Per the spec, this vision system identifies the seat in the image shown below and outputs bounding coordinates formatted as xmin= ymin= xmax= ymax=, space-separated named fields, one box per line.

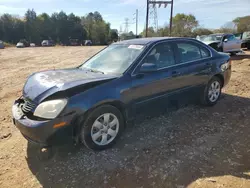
xmin=156 ymin=46 xmax=175 ymax=68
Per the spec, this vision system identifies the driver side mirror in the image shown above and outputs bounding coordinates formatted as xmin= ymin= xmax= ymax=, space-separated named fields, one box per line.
xmin=140 ymin=63 xmax=157 ymax=73
xmin=224 ymin=38 xmax=228 ymax=42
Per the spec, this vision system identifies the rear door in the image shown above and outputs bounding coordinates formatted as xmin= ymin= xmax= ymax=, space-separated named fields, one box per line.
xmin=173 ymin=40 xmax=212 ymax=87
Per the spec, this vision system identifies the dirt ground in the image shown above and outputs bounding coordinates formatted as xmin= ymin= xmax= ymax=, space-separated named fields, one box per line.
xmin=0 ymin=46 xmax=250 ymax=188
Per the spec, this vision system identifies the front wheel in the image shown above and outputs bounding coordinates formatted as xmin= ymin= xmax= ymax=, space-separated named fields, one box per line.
xmin=201 ymin=77 xmax=222 ymax=106
xmin=80 ymin=105 xmax=124 ymax=150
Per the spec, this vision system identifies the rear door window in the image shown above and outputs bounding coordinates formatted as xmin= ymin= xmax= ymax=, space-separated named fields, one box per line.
xmin=176 ymin=41 xmax=211 ymax=63
xmin=228 ymin=35 xmax=237 ymax=41
xmin=176 ymin=42 xmax=202 ymax=63
xmin=200 ymin=47 xmax=210 ymax=58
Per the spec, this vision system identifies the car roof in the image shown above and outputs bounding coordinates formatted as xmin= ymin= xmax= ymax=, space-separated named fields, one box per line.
xmin=211 ymin=33 xmax=234 ymax=36
xmin=115 ymin=37 xmax=186 ymax=45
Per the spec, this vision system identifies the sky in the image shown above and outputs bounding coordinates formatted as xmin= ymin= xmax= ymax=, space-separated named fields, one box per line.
xmin=0 ymin=0 xmax=249 ymax=34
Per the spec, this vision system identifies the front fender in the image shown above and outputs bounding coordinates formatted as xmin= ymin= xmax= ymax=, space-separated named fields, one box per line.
xmin=67 ymin=82 xmax=123 ymax=115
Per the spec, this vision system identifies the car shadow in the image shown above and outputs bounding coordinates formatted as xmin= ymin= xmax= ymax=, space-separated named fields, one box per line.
xmin=26 ymin=93 xmax=250 ymax=188
xmin=231 ymin=53 xmax=250 ymax=60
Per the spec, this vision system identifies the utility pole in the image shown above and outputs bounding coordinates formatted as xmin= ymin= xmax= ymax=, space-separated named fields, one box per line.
xmin=146 ymin=0 xmax=149 ymax=37
xmin=146 ymin=0 xmax=173 ymax=37
xmin=169 ymin=0 xmax=174 ymax=36
xmin=136 ymin=9 xmax=138 ymax=36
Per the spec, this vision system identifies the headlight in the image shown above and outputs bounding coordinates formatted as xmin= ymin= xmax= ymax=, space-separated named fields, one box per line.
xmin=34 ymin=99 xmax=67 ymax=119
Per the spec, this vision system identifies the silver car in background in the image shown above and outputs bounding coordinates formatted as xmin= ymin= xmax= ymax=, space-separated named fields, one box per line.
xmin=41 ymin=40 xmax=55 ymax=47
xmin=197 ymin=33 xmax=242 ymax=55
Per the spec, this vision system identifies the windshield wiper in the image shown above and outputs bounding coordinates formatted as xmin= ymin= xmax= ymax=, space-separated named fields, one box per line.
xmin=90 ymin=69 xmax=104 ymax=74
xmin=84 ymin=68 xmax=104 ymax=74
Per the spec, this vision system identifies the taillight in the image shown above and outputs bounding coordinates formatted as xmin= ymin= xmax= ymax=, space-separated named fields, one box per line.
xmin=221 ymin=60 xmax=231 ymax=71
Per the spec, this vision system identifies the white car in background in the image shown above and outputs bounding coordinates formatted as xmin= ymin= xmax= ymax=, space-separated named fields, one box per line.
xmin=198 ymin=33 xmax=242 ymax=55
xmin=16 ymin=42 xmax=25 ymax=48
xmin=30 ymin=43 xmax=36 ymax=47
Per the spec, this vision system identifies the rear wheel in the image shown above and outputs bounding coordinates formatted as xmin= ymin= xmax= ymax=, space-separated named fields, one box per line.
xmin=201 ymin=77 xmax=222 ymax=106
xmin=80 ymin=105 xmax=124 ymax=150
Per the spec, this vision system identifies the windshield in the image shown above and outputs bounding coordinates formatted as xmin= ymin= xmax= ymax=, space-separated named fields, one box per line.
xmin=79 ymin=44 xmax=145 ymax=74
xmin=243 ymin=31 xmax=250 ymax=39
xmin=201 ymin=34 xmax=222 ymax=42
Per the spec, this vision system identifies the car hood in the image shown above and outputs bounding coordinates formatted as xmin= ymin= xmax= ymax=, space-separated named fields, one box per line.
xmin=202 ymin=40 xmax=220 ymax=45
xmin=23 ymin=69 xmax=118 ymax=103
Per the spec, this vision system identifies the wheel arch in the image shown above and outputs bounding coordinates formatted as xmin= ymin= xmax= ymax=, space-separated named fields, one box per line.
xmin=72 ymin=100 xmax=127 ymax=142
xmin=213 ymin=74 xmax=224 ymax=87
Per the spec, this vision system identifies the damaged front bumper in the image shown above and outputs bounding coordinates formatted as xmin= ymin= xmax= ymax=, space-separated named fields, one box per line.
xmin=12 ymin=100 xmax=76 ymax=147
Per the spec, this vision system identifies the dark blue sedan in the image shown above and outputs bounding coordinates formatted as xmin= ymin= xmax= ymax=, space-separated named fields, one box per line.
xmin=12 ymin=37 xmax=231 ymax=150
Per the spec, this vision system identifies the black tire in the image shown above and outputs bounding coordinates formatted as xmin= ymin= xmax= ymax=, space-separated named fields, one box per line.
xmin=80 ymin=105 xmax=124 ymax=150
xmin=201 ymin=77 xmax=222 ymax=106
xmin=230 ymin=52 xmax=236 ymax=56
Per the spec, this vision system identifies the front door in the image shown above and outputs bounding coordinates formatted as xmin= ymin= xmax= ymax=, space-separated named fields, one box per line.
xmin=128 ymin=42 xmax=181 ymax=114
xmin=223 ymin=34 xmax=241 ymax=52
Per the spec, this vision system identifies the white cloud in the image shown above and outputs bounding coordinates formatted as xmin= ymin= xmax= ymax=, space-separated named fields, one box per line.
xmin=0 ymin=0 xmax=51 ymax=3
xmin=117 ymin=0 xmax=144 ymax=6
xmin=0 ymin=5 xmax=25 ymax=14
xmin=0 ymin=0 xmax=21 ymax=2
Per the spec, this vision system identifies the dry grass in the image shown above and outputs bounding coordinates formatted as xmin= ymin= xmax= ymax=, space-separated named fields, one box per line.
xmin=0 ymin=47 xmax=250 ymax=188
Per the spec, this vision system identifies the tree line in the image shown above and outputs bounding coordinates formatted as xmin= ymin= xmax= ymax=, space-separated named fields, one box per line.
xmin=1 ymin=9 xmax=249 ymax=45
xmin=0 ymin=9 xmax=118 ymax=45
xmin=140 ymin=14 xmax=250 ymax=38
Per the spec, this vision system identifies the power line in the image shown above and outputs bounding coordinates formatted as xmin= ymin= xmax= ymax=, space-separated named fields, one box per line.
xmin=149 ymin=0 xmax=158 ymax=32
xmin=123 ymin=17 xmax=137 ymax=34
xmin=146 ymin=0 xmax=174 ymax=37
xmin=124 ymin=18 xmax=129 ymax=33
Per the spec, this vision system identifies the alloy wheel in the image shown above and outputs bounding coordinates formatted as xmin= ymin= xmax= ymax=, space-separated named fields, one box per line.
xmin=208 ymin=81 xmax=221 ymax=102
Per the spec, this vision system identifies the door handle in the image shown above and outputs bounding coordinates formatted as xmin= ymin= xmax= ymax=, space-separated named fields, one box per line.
xmin=172 ymin=71 xmax=181 ymax=77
